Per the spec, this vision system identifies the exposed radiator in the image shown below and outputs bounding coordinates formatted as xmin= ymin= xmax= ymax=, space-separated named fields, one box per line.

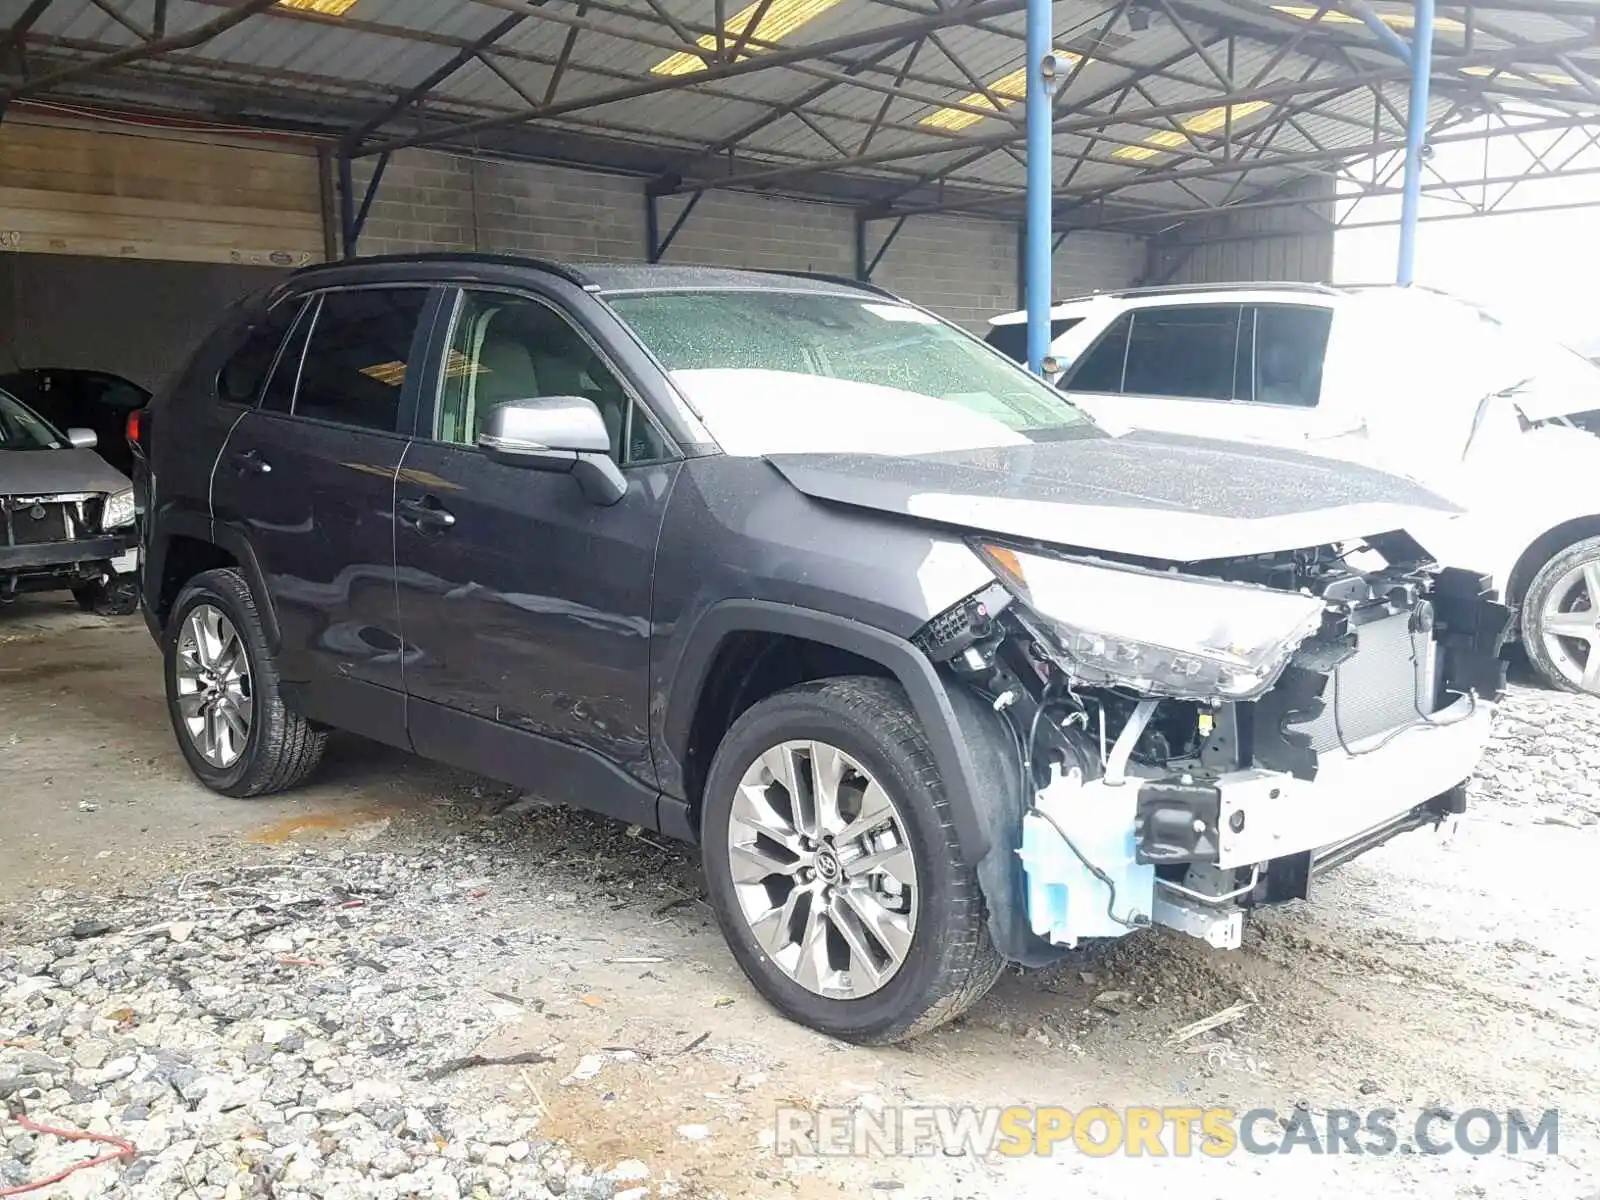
xmin=1299 ymin=612 xmax=1437 ymax=753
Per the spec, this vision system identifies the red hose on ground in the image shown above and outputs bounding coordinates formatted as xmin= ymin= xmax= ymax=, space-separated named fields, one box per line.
xmin=0 ymin=1115 xmax=138 ymax=1197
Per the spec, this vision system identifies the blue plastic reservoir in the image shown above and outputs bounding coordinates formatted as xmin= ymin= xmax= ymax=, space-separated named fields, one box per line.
xmin=1017 ymin=768 xmax=1156 ymax=946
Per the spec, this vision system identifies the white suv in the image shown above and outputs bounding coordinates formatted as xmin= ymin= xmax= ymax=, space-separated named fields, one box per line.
xmin=988 ymin=283 xmax=1600 ymax=694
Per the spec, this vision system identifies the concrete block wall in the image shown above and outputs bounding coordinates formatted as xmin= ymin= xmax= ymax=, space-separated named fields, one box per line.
xmin=655 ymin=190 xmax=855 ymax=276
xmin=348 ymin=150 xmax=1145 ymax=329
xmin=348 ymin=154 xmax=476 ymax=256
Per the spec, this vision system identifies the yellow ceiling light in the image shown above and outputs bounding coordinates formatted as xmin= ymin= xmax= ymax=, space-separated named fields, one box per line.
xmin=277 ymin=0 xmax=361 ymax=15
xmin=1113 ymin=100 xmax=1271 ymax=160
xmin=651 ymin=0 xmax=845 ymax=76
xmin=920 ymin=52 xmax=1082 ymax=132
xmin=1270 ymin=6 xmax=1465 ymax=34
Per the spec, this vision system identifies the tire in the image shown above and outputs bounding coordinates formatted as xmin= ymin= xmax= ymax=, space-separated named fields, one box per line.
xmin=1520 ymin=535 xmax=1600 ymax=695
xmin=163 ymin=567 xmax=326 ymax=797
xmin=72 ymin=574 xmax=138 ymax=617
xmin=700 ymin=676 xmax=1003 ymax=1044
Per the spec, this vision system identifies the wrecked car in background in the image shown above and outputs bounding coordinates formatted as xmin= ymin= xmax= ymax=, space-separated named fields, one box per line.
xmin=134 ymin=258 xmax=1509 ymax=1044
xmin=990 ymin=282 xmax=1600 ymax=694
xmin=1 ymin=384 xmax=138 ymax=613
xmin=0 ymin=368 xmax=151 ymax=479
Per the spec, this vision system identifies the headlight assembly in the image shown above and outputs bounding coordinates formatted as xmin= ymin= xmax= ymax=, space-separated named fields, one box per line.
xmin=102 ymin=488 xmax=136 ymax=531
xmin=976 ymin=544 xmax=1327 ymax=701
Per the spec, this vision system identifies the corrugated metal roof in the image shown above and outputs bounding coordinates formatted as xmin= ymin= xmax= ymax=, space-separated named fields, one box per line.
xmin=9 ymin=0 xmax=1600 ymax=228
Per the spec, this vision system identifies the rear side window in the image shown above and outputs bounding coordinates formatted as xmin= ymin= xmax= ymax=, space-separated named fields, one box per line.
xmin=983 ymin=317 xmax=1083 ymax=366
xmin=217 ymin=299 xmax=304 ymax=406
xmin=1250 ymin=305 xmax=1333 ymax=408
xmin=1122 ymin=305 xmax=1243 ymax=400
xmin=292 ymin=288 xmax=429 ymax=433
xmin=1063 ymin=313 xmax=1131 ymax=393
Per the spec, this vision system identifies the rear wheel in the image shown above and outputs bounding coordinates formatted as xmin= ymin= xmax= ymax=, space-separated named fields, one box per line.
xmin=700 ymin=676 xmax=1002 ymax=1044
xmin=1522 ymin=536 xmax=1600 ymax=694
xmin=164 ymin=568 xmax=326 ymax=797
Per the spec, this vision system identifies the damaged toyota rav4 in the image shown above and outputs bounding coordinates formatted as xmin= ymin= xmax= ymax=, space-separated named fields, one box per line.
xmin=134 ymin=258 xmax=1510 ymax=1044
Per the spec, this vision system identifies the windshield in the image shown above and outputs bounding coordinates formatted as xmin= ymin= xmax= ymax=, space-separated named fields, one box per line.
xmin=0 ymin=390 xmax=65 ymax=451
xmin=607 ymin=290 xmax=1100 ymax=455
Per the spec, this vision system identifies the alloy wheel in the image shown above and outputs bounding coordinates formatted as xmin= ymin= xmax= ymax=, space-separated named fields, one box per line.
xmin=727 ymin=740 xmax=919 ymax=999
xmin=175 ymin=604 xmax=255 ymax=767
xmin=1538 ymin=558 xmax=1600 ymax=693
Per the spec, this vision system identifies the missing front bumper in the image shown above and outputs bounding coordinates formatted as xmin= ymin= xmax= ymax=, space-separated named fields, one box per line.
xmin=1018 ymin=694 xmax=1492 ymax=951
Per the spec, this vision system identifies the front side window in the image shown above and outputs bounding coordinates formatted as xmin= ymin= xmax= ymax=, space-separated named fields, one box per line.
xmin=0 ymin=390 xmax=65 ymax=450
xmin=607 ymin=289 xmax=1098 ymax=455
xmin=1250 ymin=305 xmax=1332 ymax=408
xmin=292 ymin=288 xmax=429 ymax=433
xmin=436 ymin=290 xmax=669 ymax=464
xmin=1122 ymin=305 xmax=1243 ymax=401
xmin=217 ymin=298 xmax=303 ymax=406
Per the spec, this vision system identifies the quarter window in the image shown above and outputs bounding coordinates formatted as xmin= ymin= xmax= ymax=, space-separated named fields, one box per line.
xmin=983 ymin=317 xmax=1084 ymax=366
xmin=438 ymin=290 xmax=669 ymax=465
xmin=260 ymin=299 xmax=315 ymax=414
xmin=292 ymin=288 xmax=429 ymax=433
xmin=216 ymin=298 xmax=304 ymax=406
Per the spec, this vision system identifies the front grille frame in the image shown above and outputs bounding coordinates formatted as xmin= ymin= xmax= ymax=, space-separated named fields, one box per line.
xmin=1 ymin=492 xmax=99 ymax=550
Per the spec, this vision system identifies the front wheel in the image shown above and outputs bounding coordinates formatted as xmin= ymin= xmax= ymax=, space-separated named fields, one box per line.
xmin=700 ymin=676 xmax=1003 ymax=1044
xmin=164 ymin=567 xmax=326 ymax=797
xmin=1521 ymin=536 xmax=1600 ymax=694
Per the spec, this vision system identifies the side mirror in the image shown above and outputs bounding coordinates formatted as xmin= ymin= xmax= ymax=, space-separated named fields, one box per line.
xmin=66 ymin=427 xmax=98 ymax=450
xmin=477 ymin=396 xmax=627 ymax=507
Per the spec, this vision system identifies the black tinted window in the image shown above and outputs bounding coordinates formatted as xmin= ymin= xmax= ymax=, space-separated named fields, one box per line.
xmin=1065 ymin=314 xmax=1131 ymax=393
xmin=261 ymin=299 xmax=315 ymax=414
xmin=217 ymin=299 xmax=303 ymax=406
xmin=1251 ymin=305 xmax=1332 ymax=408
xmin=294 ymin=289 xmax=428 ymax=433
xmin=983 ymin=317 xmax=1084 ymax=366
xmin=1123 ymin=305 xmax=1242 ymax=400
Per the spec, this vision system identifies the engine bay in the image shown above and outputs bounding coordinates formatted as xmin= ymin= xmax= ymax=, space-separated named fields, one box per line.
xmin=917 ymin=534 xmax=1513 ymax=956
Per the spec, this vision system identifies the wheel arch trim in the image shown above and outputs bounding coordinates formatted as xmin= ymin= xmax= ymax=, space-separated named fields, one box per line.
xmin=149 ymin=510 xmax=281 ymax=653
xmin=664 ymin=598 xmax=993 ymax=867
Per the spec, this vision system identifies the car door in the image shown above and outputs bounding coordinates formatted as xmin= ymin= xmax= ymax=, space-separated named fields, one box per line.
xmin=210 ymin=284 xmax=437 ymax=749
xmin=393 ymin=284 xmax=681 ymax=825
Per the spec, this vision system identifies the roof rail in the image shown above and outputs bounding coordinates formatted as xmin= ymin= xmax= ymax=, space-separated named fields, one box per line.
xmin=1069 ymin=280 xmax=1345 ymax=301
xmin=756 ymin=268 xmax=900 ymax=300
xmin=291 ymin=252 xmax=599 ymax=290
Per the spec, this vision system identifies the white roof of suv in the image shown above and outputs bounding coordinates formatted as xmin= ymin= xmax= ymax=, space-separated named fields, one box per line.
xmin=987 ymin=282 xmax=1349 ymax=328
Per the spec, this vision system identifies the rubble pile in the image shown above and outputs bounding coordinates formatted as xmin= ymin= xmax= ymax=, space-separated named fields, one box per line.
xmin=0 ymin=852 xmax=672 ymax=1200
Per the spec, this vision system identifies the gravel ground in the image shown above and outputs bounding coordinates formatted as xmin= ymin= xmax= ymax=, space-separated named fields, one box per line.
xmin=2 ymin=601 xmax=1598 ymax=1199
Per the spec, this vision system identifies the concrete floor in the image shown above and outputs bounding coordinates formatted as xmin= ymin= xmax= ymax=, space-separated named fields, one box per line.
xmin=3 ymin=592 xmax=1599 ymax=1198
xmin=0 ymin=595 xmax=458 ymax=904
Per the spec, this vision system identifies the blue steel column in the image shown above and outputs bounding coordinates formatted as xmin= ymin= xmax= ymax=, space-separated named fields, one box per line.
xmin=1023 ymin=0 xmax=1054 ymax=374
xmin=1396 ymin=0 xmax=1435 ymax=285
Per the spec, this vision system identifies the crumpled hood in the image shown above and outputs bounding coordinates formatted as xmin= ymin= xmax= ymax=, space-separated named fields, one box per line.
xmin=0 ymin=448 xmax=129 ymax=498
xmin=767 ymin=430 xmax=1462 ymax=564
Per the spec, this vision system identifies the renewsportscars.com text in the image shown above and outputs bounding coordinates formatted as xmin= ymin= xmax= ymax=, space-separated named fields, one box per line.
xmin=774 ymin=1105 xmax=1560 ymax=1159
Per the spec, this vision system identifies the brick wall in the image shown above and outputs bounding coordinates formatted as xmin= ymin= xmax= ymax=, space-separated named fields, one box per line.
xmin=348 ymin=150 xmax=1144 ymax=329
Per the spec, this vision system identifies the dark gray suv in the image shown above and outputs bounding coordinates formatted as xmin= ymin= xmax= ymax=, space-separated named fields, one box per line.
xmin=134 ymin=255 xmax=1509 ymax=1043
